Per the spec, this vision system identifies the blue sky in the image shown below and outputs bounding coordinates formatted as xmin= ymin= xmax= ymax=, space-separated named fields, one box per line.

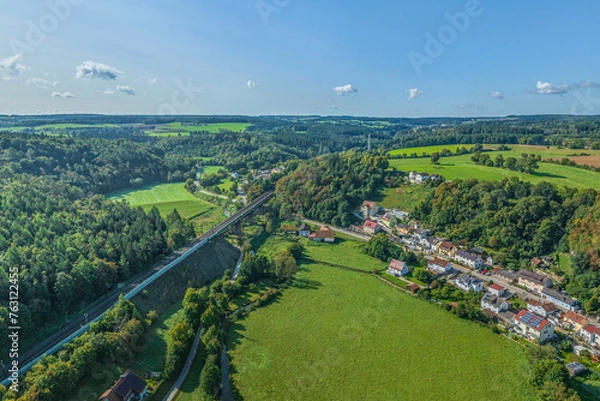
xmin=0 ymin=0 xmax=599 ymax=116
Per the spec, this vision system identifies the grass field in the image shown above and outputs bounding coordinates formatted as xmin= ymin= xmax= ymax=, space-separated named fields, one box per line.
xmin=108 ymin=183 xmax=225 ymax=232
xmin=388 ymin=150 xmax=600 ymax=190
xmin=146 ymin=122 xmax=250 ymax=136
xmin=227 ymin=261 xmax=537 ymax=401
xmin=303 ymin=237 xmax=387 ymax=272
xmin=378 ymin=184 xmax=433 ymax=211
xmin=5 ymin=123 xmax=120 ymax=132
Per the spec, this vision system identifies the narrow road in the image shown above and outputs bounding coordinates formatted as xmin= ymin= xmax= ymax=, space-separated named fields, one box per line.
xmin=231 ymin=250 xmax=244 ymax=282
xmin=302 ymin=219 xmax=371 ymax=241
xmin=220 ymin=344 xmax=234 ymax=401
xmin=162 ymin=325 xmax=203 ymax=401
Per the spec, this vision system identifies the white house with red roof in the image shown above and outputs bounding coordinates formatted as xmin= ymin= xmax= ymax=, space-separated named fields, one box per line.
xmin=387 ymin=259 xmax=408 ymax=277
xmin=512 ymin=310 xmax=554 ymax=343
xmin=427 ymin=257 xmax=452 ymax=275
xmin=488 ymin=283 xmax=506 ymax=297
xmin=363 ymin=220 xmax=382 ymax=235
xmin=579 ymin=325 xmax=600 ymax=346
xmin=360 ymin=201 xmax=380 ymax=218
xmin=527 ymin=299 xmax=559 ymax=318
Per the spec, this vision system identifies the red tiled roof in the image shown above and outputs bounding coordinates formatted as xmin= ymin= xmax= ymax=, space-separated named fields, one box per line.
xmin=388 ymin=259 xmax=406 ymax=271
xmin=314 ymin=230 xmax=335 ymax=239
xmin=489 ymin=283 xmax=504 ymax=291
xmin=564 ymin=311 xmax=587 ymax=325
xmin=515 ymin=309 xmax=550 ymax=332
xmin=363 ymin=221 xmax=379 ymax=229
xmin=429 ymin=257 xmax=450 ymax=267
xmin=361 ymin=201 xmax=378 ymax=209
xmin=582 ymin=325 xmax=600 ymax=335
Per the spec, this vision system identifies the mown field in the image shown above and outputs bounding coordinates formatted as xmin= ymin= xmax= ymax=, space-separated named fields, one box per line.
xmin=4 ymin=123 xmax=120 ymax=132
xmin=146 ymin=122 xmax=250 ymax=136
xmin=378 ymin=184 xmax=433 ymax=211
xmin=108 ymin=183 xmax=225 ymax=232
xmin=302 ymin=236 xmax=387 ymax=272
xmin=227 ymin=261 xmax=537 ymax=401
xmin=388 ymin=146 xmax=600 ymax=190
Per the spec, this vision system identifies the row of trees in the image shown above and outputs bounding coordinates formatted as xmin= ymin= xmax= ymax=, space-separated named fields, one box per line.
xmin=471 ymin=152 xmax=541 ymax=174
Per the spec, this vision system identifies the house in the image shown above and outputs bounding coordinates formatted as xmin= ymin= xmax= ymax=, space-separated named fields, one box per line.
xmin=100 ymin=370 xmax=148 ymax=401
xmin=512 ymin=310 xmax=554 ymax=343
xmin=481 ymin=293 xmax=509 ymax=314
xmin=420 ymin=237 xmax=436 ymax=250
xmin=580 ymin=325 xmax=600 ymax=345
xmin=427 ymin=257 xmax=452 ymax=274
xmin=411 ymin=228 xmax=429 ymax=239
xmin=363 ymin=220 xmax=382 ymax=235
xmin=562 ymin=311 xmax=587 ymax=331
xmin=492 ymin=269 xmax=517 ymax=284
xmin=436 ymin=241 xmax=457 ymax=256
xmin=517 ymin=270 xmax=553 ymax=293
xmin=390 ymin=209 xmax=409 ymax=220
xmin=360 ymin=201 xmax=380 ymax=218
xmin=387 ymin=259 xmax=409 ymax=277
xmin=566 ymin=362 xmax=588 ymax=377
xmin=381 ymin=213 xmax=393 ymax=227
xmin=541 ymin=288 xmax=578 ymax=311
xmin=396 ymin=224 xmax=412 ymax=236
xmin=298 ymin=223 xmax=311 ymax=237
xmin=309 ymin=227 xmax=335 ymax=243
xmin=488 ymin=283 xmax=506 ymax=297
xmin=456 ymin=274 xmax=483 ymax=292
xmin=498 ymin=308 xmax=518 ymax=325
xmin=454 ymin=250 xmax=483 ymax=270
xmin=527 ymin=300 xmax=559 ymax=318
xmin=409 ymin=171 xmax=430 ymax=184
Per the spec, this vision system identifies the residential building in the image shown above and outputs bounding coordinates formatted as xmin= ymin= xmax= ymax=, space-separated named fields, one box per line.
xmin=436 ymin=241 xmax=457 ymax=256
xmin=454 ymin=250 xmax=483 ymax=269
xmin=580 ymin=325 xmax=600 ymax=346
xmin=409 ymin=171 xmax=430 ymax=184
xmin=492 ymin=269 xmax=517 ymax=283
xmin=100 ymin=370 xmax=147 ymax=401
xmin=562 ymin=311 xmax=588 ymax=331
xmin=360 ymin=201 xmax=380 ymax=218
xmin=363 ymin=220 xmax=382 ymax=235
xmin=298 ymin=223 xmax=311 ymax=237
xmin=281 ymin=224 xmax=297 ymax=234
xmin=387 ymin=259 xmax=409 ymax=277
xmin=481 ymin=293 xmax=509 ymax=314
xmin=527 ymin=300 xmax=559 ymax=318
xmin=309 ymin=227 xmax=335 ymax=243
xmin=381 ymin=213 xmax=393 ymax=227
xmin=517 ymin=270 xmax=553 ymax=293
xmin=420 ymin=237 xmax=436 ymax=250
xmin=390 ymin=209 xmax=409 ymax=220
xmin=412 ymin=228 xmax=429 ymax=239
xmin=488 ymin=283 xmax=506 ymax=297
xmin=566 ymin=362 xmax=588 ymax=377
xmin=541 ymin=288 xmax=578 ymax=311
xmin=427 ymin=257 xmax=452 ymax=274
xmin=456 ymin=274 xmax=483 ymax=292
xmin=397 ymin=224 xmax=411 ymax=236
xmin=513 ymin=310 xmax=554 ymax=343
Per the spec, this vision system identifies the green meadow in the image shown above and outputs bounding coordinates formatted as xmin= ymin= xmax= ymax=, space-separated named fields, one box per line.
xmin=227 ymin=260 xmax=537 ymax=401
xmin=388 ymin=148 xmax=600 ymax=190
xmin=108 ymin=183 xmax=225 ymax=232
xmin=146 ymin=122 xmax=250 ymax=136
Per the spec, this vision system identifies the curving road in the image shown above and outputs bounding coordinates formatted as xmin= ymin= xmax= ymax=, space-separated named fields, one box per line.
xmin=1 ymin=191 xmax=274 ymax=386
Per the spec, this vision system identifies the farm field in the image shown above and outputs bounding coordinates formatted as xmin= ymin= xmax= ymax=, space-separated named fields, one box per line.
xmin=146 ymin=122 xmax=250 ymax=136
xmin=388 ymin=151 xmax=600 ymax=190
xmin=378 ymin=184 xmax=433 ymax=211
xmin=108 ymin=183 xmax=225 ymax=232
xmin=390 ymin=144 xmax=600 ymax=158
xmin=227 ymin=261 xmax=537 ymax=401
xmin=302 ymin=237 xmax=387 ymax=272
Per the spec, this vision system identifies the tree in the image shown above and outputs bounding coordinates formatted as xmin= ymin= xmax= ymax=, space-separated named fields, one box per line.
xmin=364 ymin=233 xmax=399 ymax=261
xmin=273 ymin=250 xmax=298 ymax=282
xmin=431 ymin=152 xmax=441 ymax=164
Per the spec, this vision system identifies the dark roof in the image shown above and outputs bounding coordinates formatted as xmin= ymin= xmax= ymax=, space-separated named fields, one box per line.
xmin=514 ymin=310 xmax=550 ymax=332
xmin=517 ymin=270 xmax=549 ymax=285
xmin=314 ymin=230 xmax=335 ymax=239
xmin=542 ymin=288 xmax=577 ymax=305
xmin=456 ymin=250 xmax=481 ymax=262
xmin=298 ymin=223 xmax=310 ymax=231
xmin=101 ymin=371 xmax=146 ymax=401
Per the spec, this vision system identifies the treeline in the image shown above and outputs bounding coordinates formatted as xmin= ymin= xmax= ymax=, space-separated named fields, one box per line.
xmin=412 ymin=177 xmax=600 ymax=312
xmin=0 ymin=176 xmax=194 ymax=357
xmin=274 ymin=152 xmax=388 ymax=226
xmin=526 ymin=346 xmax=581 ymax=401
xmin=471 ymin=152 xmax=541 ymax=174
xmin=0 ymin=133 xmax=195 ymax=194
xmin=0 ymin=297 xmax=152 ymax=401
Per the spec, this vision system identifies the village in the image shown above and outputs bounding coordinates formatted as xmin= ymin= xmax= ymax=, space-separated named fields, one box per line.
xmin=280 ymin=172 xmax=600 ymax=378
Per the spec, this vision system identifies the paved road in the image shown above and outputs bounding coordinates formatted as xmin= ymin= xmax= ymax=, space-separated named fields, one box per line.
xmin=1 ymin=191 xmax=274 ymax=386
xmin=231 ymin=250 xmax=244 ymax=282
xmin=302 ymin=219 xmax=371 ymax=241
xmin=163 ymin=325 xmax=204 ymax=401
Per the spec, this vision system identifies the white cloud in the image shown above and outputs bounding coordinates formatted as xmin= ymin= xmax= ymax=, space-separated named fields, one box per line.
xmin=116 ymin=85 xmax=135 ymax=95
xmin=531 ymin=81 xmax=570 ymax=95
xmin=406 ymin=88 xmax=423 ymax=101
xmin=0 ymin=54 xmax=29 ymax=80
xmin=51 ymin=92 xmax=76 ymax=98
xmin=572 ymin=81 xmax=600 ymax=89
xmin=490 ymin=91 xmax=504 ymax=99
xmin=148 ymin=78 xmax=158 ymax=86
xmin=75 ymin=61 xmax=122 ymax=80
xmin=333 ymin=84 xmax=358 ymax=96
xmin=25 ymin=78 xmax=60 ymax=89
xmin=247 ymin=80 xmax=256 ymax=89
xmin=103 ymin=88 xmax=115 ymax=95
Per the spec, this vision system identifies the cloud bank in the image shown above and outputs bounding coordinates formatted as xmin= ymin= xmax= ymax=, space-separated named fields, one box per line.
xmin=76 ymin=61 xmax=122 ymax=80
xmin=333 ymin=84 xmax=358 ymax=96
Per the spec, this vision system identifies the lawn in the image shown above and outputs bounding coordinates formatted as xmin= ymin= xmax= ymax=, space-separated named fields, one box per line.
xmin=227 ymin=261 xmax=537 ymax=401
xmin=390 ymin=144 xmax=600 ymax=158
xmin=302 ymin=237 xmax=387 ymax=272
xmin=146 ymin=122 xmax=250 ymax=136
xmin=107 ymin=183 xmax=225 ymax=232
xmin=378 ymin=184 xmax=433 ymax=211
xmin=388 ymin=152 xmax=600 ymax=190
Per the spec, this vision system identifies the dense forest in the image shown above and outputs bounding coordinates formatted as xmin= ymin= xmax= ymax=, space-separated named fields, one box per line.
xmin=0 ymin=176 xmax=194 ymax=358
